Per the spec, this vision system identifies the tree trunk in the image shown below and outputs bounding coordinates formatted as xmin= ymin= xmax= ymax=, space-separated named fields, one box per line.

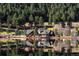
xmin=0 ymin=19 xmax=1 ymax=31
xmin=6 ymin=15 xmax=11 ymax=56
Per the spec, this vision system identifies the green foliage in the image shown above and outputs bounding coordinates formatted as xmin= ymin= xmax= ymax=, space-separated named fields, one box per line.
xmin=29 ymin=14 xmax=33 ymax=22
xmin=0 ymin=3 xmax=79 ymax=26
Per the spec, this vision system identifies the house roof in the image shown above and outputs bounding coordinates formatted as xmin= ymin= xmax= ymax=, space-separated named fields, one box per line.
xmin=25 ymin=29 xmax=33 ymax=35
xmin=37 ymin=28 xmax=50 ymax=34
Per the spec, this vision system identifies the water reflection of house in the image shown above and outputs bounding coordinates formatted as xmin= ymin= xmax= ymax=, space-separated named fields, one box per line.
xmin=24 ymin=29 xmax=34 ymax=47
xmin=71 ymin=28 xmax=78 ymax=47
xmin=37 ymin=28 xmax=51 ymax=47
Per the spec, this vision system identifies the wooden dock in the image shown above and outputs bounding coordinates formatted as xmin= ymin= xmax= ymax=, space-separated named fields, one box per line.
xmin=0 ymin=35 xmax=73 ymax=40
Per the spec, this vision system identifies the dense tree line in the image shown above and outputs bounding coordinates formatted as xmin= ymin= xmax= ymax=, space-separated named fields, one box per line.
xmin=0 ymin=3 xmax=79 ymax=26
